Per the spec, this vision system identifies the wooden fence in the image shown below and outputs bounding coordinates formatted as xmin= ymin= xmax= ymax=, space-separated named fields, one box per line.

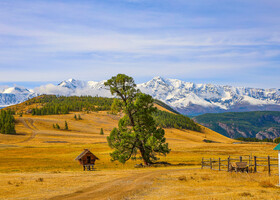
xmin=201 ymin=155 xmax=278 ymax=175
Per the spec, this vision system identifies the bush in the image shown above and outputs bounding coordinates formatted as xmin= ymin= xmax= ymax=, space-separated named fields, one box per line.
xmin=274 ymin=137 xmax=280 ymax=143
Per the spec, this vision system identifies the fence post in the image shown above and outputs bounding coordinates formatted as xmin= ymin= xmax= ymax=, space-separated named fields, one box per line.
xmin=254 ymin=156 xmax=257 ymax=173
xmin=249 ymin=155 xmax=251 ymax=171
xmin=268 ymin=156 xmax=271 ymax=176
xmin=219 ymin=157 xmax=221 ymax=171
xmin=228 ymin=156 xmax=230 ymax=172
xmin=210 ymin=158 xmax=212 ymax=170
xmin=201 ymin=157 xmax=204 ymax=169
xmin=240 ymin=156 xmax=242 ymax=162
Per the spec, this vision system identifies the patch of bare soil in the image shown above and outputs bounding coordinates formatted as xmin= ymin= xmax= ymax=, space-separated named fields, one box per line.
xmin=49 ymin=168 xmax=193 ymax=200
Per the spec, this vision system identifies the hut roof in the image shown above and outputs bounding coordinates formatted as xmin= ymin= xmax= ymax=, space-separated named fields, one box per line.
xmin=273 ymin=143 xmax=280 ymax=150
xmin=75 ymin=149 xmax=99 ymax=160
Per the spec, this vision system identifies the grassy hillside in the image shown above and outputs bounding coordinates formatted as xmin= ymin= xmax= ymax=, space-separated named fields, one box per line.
xmin=1 ymin=103 xmax=279 ymax=199
xmin=154 ymin=99 xmax=180 ymax=114
xmin=194 ymin=111 xmax=280 ymax=139
xmin=5 ymin=95 xmax=202 ymax=132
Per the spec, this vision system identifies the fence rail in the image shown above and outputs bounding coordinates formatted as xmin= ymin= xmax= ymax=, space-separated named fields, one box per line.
xmin=201 ymin=155 xmax=278 ymax=175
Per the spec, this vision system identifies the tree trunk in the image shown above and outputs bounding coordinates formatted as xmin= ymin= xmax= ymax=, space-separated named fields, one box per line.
xmin=139 ymin=145 xmax=150 ymax=165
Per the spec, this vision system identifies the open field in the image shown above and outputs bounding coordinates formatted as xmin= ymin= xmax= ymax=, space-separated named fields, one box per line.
xmin=0 ymin=108 xmax=279 ymax=199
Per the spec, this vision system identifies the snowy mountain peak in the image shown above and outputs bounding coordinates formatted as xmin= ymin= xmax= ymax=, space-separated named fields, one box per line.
xmin=58 ymin=78 xmax=85 ymax=89
xmin=1 ymin=77 xmax=280 ymax=115
xmin=0 ymin=86 xmax=36 ymax=107
xmin=3 ymin=86 xmax=31 ymax=94
xmin=152 ymin=76 xmax=166 ymax=82
xmin=138 ymin=77 xmax=280 ymax=115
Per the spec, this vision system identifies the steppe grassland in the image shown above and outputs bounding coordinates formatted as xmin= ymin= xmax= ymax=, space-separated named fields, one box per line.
xmin=0 ymin=108 xmax=279 ymax=199
xmin=131 ymin=169 xmax=280 ymax=200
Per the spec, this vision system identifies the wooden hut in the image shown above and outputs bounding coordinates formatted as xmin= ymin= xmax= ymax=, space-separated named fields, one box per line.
xmin=75 ymin=149 xmax=99 ymax=171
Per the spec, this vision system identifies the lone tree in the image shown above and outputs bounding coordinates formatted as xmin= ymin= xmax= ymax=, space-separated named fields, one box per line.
xmin=105 ymin=74 xmax=170 ymax=165
xmin=100 ymin=128 xmax=104 ymax=135
xmin=65 ymin=121 xmax=68 ymax=130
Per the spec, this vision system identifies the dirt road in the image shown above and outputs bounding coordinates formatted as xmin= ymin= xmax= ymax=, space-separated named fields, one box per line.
xmin=49 ymin=168 xmax=194 ymax=200
xmin=16 ymin=118 xmax=38 ymax=143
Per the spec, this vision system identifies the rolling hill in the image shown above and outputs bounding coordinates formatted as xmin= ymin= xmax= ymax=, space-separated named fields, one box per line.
xmin=194 ymin=111 xmax=280 ymax=139
xmin=1 ymin=96 xmax=280 ymax=200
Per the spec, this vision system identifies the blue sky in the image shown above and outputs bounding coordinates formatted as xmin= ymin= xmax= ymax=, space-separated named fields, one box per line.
xmin=0 ymin=0 xmax=279 ymax=88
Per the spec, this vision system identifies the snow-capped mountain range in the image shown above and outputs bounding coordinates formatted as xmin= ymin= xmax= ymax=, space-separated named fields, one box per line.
xmin=0 ymin=86 xmax=36 ymax=107
xmin=1 ymin=77 xmax=280 ymax=115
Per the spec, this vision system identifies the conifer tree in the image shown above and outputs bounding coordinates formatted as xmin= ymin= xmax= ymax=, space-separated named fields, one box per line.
xmin=105 ymin=74 xmax=170 ymax=165
xmin=0 ymin=110 xmax=16 ymax=134
xmin=55 ymin=123 xmax=60 ymax=129
xmin=65 ymin=121 xmax=68 ymax=130
xmin=100 ymin=128 xmax=104 ymax=135
xmin=74 ymin=114 xmax=77 ymax=120
xmin=78 ymin=114 xmax=82 ymax=120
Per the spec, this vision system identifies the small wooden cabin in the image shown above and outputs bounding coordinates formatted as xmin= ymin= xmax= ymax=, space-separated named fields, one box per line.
xmin=75 ymin=149 xmax=99 ymax=171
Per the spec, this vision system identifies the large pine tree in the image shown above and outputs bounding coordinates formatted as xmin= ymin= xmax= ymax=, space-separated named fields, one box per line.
xmin=105 ymin=74 xmax=170 ymax=165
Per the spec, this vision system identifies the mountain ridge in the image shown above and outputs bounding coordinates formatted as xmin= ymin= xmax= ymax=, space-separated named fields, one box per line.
xmin=1 ymin=77 xmax=280 ymax=115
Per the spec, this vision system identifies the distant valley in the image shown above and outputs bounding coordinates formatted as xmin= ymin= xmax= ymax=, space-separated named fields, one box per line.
xmin=194 ymin=111 xmax=280 ymax=139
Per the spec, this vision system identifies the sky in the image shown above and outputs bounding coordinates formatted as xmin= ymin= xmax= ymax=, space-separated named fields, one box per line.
xmin=0 ymin=0 xmax=279 ymax=88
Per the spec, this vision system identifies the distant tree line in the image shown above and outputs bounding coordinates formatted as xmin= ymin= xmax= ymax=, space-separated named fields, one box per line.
xmin=0 ymin=110 xmax=16 ymax=134
xmin=236 ymin=137 xmax=274 ymax=143
xmin=31 ymin=95 xmax=114 ymax=115
xmin=152 ymin=110 xmax=202 ymax=132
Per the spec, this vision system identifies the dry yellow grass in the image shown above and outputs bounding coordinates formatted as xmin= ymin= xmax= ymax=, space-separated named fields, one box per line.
xmin=131 ymin=169 xmax=280 ymax=200
xmin=0 ymin=106 xmax=279 ymax=199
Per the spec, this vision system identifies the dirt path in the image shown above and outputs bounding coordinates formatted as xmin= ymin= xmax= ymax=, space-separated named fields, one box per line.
xmin=50 ymin=168 xmax=194 ymax=200
xmin=17 ymin=118 xmax=38 ymax=143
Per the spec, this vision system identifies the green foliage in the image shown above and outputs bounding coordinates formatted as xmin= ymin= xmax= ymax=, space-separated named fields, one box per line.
xmin=273 ymin=137 xmax=280 ymax=144
xmin=194 ymin=111 xmax=280 ymax=138
xmin=153 ymin=110 xmax=201 ymax=132
xmin=0 ymin=110 xmax=16 ymax=134
xmin=30 ymin=95 xmax=113 ymax=115
xmin=236 ymin=137 xmax=273 ymax=143
xmin=105 ymin=74 xmax=170 ymax=165
xmin=74 ymin=114 xmax=82 ymax=120
xmin=64 ymin=121 xmax=68 ymax=130
xmin=110 ymin=99 xmax=121 ymax=114
xmin=55 ymin=123 xmax=60 ymax=130
xmin=100 ymin=128 xmax=104 ymax=135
